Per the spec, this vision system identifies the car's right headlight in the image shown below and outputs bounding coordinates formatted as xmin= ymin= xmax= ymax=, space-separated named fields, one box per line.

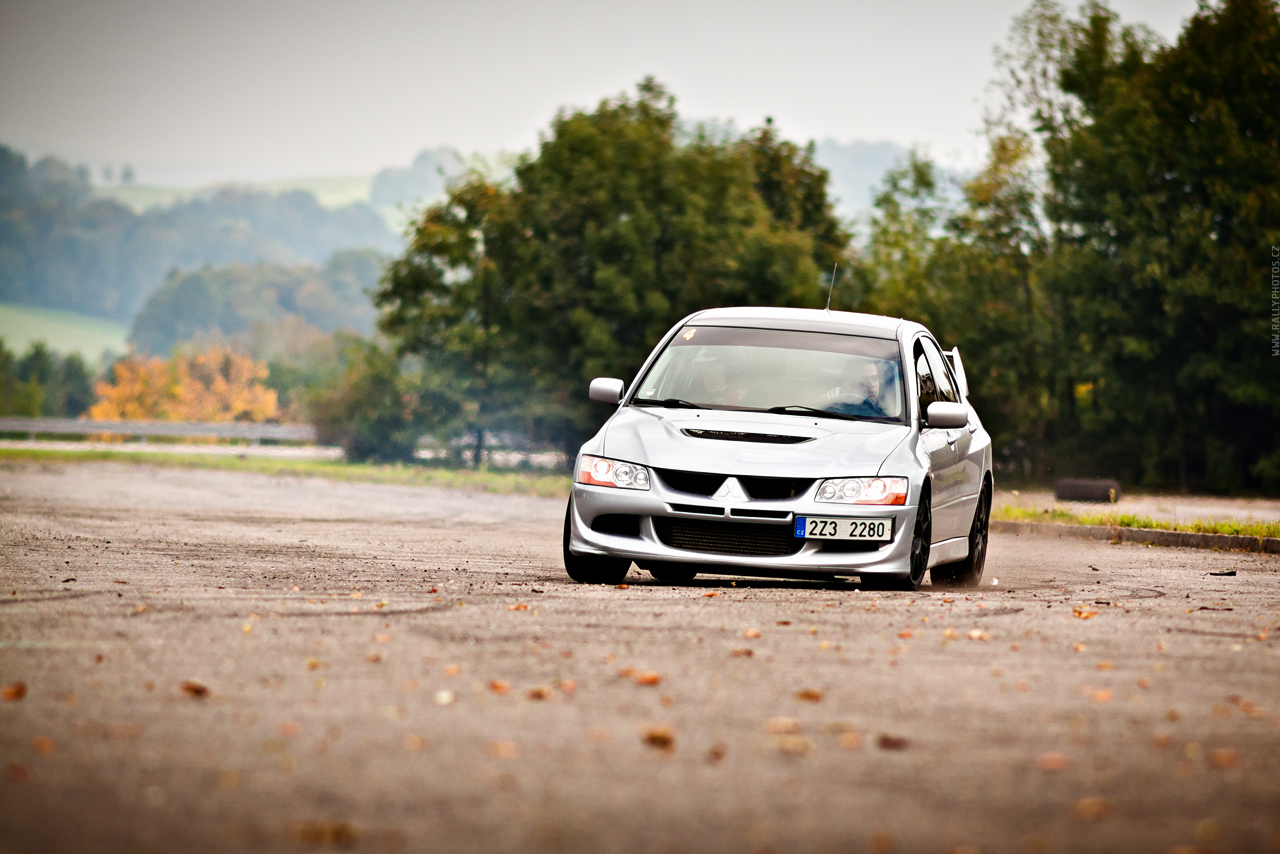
xmin=815 ymin=476 xmax=908 ymax=505
xmin=576 ymin=455 xmax=651 ymax=490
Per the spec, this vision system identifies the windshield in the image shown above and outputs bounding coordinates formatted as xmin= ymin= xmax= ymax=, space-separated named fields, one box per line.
xmin=632 ymin=325 xmax=905 ymax=424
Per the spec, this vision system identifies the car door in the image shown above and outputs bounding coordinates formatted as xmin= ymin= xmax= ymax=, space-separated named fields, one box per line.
xmin=916 ymin=338 xmax=962 ymax=540
xmin=915 ymin=338 xmax=966 ymax=542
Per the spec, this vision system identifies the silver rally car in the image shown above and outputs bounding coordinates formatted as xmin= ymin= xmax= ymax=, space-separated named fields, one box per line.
xmin=563 ymin=307 xmax=993 ymax=590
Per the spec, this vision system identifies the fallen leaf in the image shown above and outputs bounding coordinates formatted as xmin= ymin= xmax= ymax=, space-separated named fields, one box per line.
xmin=508 ymin=603 xmax=530 ymax=611
xmin=242 ymin=623 xmax=253 ymax=634
xmin=743 ymin=629 xmax=762 ymax=639
xmin=488 ymin=680 xmax=511 ymax=695
xmin=404 ymin=734 xmax=428 ymax=752
xmin=731 ymin=648 xmax=754 ymax=657
xmin=634 ymin=671 xmax=662 ymax=686
xmin=1208 ymin=748 xmax=1238 ymax=769
xmin=1096 ymin=661 xmax=1113 ymax=671
xmin=372 ymin=634 xmax=391 ymax=643
xmin=291 ymin=585 xmax=301 ymax=592
xmin=527 ymin=686 xmax=551 ymax=701
xmin=306 ymin=658 xmax=322 ymax=671
xmin=642 ymin=724 xmax=675 ymax=752
xmin=31 ymin=737 xmax=54 ymax=756
xmin=434 ymin=690 xmax=456 ymax=706
xmin=773 ymin=735 xmax=812 ymax=755
xmin=777 ymin=620 xmax=791 ymax=626
xmin=1137 ymin=677 xmax=1151 ymax=689
xmin=1152 ymin=733 xmax=1172 ymax=749
xmin=1073 ymin=796 xmax=1114 ymax=821
xmin=488 ymin=740 xmax=519 ymax=759
xmin=133 ymin=604 xmax=148 ymax=614
xmin=839 ymin=732 xmax=861 ymax=750
xmin=767 ymin=717 xmax=801 ymax=735
xmin=702 ymin=592 xmax=720 ymax=598
xmin=796 ymin=689 xmax=824 ymax=702
xmin=942 ymin=629 xmax=958 ymax=640
xmin=443 ymin=664 xmax=461 ymax=677
xmin=617 ymin=667 xmax=636 ymax=678
xmin=616 ymin=584 xmax=629 ymax=589
xmin=897 ymin=630 xmax=914 ymax=639
xmin=1166 ymin=709 xmax=1181 ymax=722
xmin=366 ymin=653 xmax=381 ymax=663
xmin=706 ymin=742 xmax=727 ymax=764
xmin=180 ymin=680 xmax=209 ymax=698
xmin=1090 ymin=689 xmax=1113 ymax=704
xmin=558 ymin=679 xmax=577 ymax=694
xmin=1037 ymin=751 xmax=1069 ymax=771
xmin=375 ymin=600 xmax=388 ymax=609
xmin=877 ymin=735 xmax=909 ymax=751
xmin=1073 ymin=643 xmax=1088 ymax=652
xmin=2 ymin=682 xmax=26 ymax=701
xmin=279 ymin=722 xmax=299 ymax=738
xmin=967 ymin=629 xmax=989 ymax=641
xmin=1016 ymin=681 xmax=1029 ymax=692
xmin=1073 ymin=607 xmax=1099 ymax=620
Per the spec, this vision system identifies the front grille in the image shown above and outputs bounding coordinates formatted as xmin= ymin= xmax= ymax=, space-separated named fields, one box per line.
xmin=655 ymin=469 xmax=726 ymax=497
xmin=738 ymin=476 xmax=815 ymax=500
xmin=654 ymin=518 xmax=802 ymax=557
xmin=681 ymin=429 xmax=812 ymax=444
xmin=590 ymin=514 xmax=641 ymax=537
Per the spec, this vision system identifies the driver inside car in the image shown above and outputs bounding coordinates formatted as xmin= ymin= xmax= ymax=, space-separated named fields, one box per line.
xmin=822 ymin=359 xmax=888 ymax=419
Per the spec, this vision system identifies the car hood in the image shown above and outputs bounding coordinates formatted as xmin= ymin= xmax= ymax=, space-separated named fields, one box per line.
xmin=600 ymin=406 xmax=911 ymax=478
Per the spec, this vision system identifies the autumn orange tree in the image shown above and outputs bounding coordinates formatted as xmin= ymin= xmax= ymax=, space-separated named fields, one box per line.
xmin=89 ymin=347 xmax=278 ymax=423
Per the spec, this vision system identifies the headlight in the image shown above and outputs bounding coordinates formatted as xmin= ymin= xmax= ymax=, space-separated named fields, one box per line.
xmin=815 ymin=476 xmax=908 ymax=505
xmin=576 ymin=455 xmax=651 ymax=490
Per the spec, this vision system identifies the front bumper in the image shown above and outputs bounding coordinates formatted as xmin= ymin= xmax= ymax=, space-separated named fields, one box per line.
xmin=568 ymin=481 xmax=916 ymax=581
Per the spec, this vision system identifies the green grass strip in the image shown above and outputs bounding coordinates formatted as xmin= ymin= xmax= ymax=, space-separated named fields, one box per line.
xmin=994 ymin=504 xmax=1280 ymax=539
xmin=0 ymin=448 xmax=572 ymax=499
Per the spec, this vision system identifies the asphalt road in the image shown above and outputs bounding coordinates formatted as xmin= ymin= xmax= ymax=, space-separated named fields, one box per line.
xmin=2 ymin=462 xmax=1279 ymax=854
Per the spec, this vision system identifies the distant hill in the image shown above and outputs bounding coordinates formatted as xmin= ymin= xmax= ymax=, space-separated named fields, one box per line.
xmin=129 ymin=248 xmax=385 ymax=356
xmin=811 ymin=140 xmax=909 ymax=220
xmin=0 ymin=146 xmax=398 ymax=325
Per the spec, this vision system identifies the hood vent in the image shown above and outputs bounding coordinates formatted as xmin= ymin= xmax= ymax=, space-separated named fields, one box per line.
xmin=680 ymin=429 xmax=813 ymax=444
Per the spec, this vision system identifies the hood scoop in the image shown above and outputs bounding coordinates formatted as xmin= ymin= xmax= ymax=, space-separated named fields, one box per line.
xmin=680 ymin=428 xmax=812 ymax=445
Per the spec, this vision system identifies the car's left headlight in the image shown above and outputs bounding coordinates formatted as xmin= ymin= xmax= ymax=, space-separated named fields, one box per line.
xmin=576 ymin=455 xmax=651 ymax=490
xmin=815 ymin=476 xmax=908 ymax=505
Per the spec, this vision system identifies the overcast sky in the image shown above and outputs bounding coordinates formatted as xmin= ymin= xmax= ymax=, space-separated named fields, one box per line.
xmin=0 ymin=0 xmax=1200 ymax=186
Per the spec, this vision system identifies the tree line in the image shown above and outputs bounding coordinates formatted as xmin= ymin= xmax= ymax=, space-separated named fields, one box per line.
xmin=339 ymin=0 xmax=1277 ymax=494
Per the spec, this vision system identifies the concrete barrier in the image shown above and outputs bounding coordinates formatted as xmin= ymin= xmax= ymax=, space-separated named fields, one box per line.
xmin=991 ymin=519 xmax=1280 ymax=555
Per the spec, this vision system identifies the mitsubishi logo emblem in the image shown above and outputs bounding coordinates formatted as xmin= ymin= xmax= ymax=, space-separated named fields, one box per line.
xmin=713 ymin=477 xmax=747 ymax=502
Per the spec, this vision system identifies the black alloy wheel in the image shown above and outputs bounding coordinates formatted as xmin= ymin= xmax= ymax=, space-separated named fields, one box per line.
xmin=932 ymin=486 xmax=989 ymax=588
xmin=562 ymin=499 xmax=632 ymax=584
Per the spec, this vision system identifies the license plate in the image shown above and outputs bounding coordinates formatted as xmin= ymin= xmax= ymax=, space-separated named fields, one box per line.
xmin=794 ymin=517 xmax=892 ymax=541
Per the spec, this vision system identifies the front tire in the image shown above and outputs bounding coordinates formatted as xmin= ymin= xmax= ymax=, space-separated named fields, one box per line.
xmin=563 ymin=499 xmax=631 ymax=584
xmin=931 ymin=486 xmax=989 ymax=589
xmin=864 ymin=490 xmax=930 ymax=592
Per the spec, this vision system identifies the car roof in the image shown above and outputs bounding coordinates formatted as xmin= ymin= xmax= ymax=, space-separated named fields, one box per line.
xmin=686 ymin=306 xmax=916 ymax=341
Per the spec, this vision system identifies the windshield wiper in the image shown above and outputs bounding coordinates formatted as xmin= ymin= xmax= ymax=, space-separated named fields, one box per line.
xmin=764 ymin=405 xmax=859 ymax=421
xmin=632 ymin=398 xmax=710 ymax=410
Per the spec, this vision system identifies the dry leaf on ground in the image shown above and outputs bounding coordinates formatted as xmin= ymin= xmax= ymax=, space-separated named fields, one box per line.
xmin=1073 ymin=796 xmax=1114 ymax=821
xmin=488 ymin=680 xmax=511 ymax=695
xmin=1091 ymin=689 xmax=1113 ymax=704
xmin=527 ymin=687 xmax=551 ymax=701
xmin=967 ymin=629 xmax=989 ymax=641
xmin=773 ymin=735 xmax=812 ymax=755
xmin=2 ymin=682 xmax=26 ymax=701
xmin=877 ymin=735 xmax=909 ymax=750
xmin=743 ymin=629 xmax=762 ymax=639
xmin=706 ymin=742 xmax=727 ymax=764
xmin=1037 ymin=751 xmax=1069 ymax=771
xmin=434 ymin=690 xmax=456 ymax=706
xmin=767 ymin=717 xmax=801 ymax=735
xmin=839 ymin=732 xmax=861 ymax=750
xmin=731 ymin=648 xmax=754 ymax=657
xmin=634 ymin=671 xmax=662 ymax=686
xmin=796 ymin=689 xmax=823 ymax=702
xmin=508 ymin=603 xmax=529 ymax=611
xmin=1073 ymin=642 xmax=1088 ymax=652
xmin=642 ymin=724 xmax=675 ymax=751
xmin=1073 ymin=607 xmax=1099 ymax=620
xmin=31 ymin=737 xmax=54 ymax=756
xmin=1208 ymin=748 xmax=1238 ymax=769
xmin=180 ymin=680 xmax=209 ymax=698
xmin=488 ymin=740 xmax=519 ymax=759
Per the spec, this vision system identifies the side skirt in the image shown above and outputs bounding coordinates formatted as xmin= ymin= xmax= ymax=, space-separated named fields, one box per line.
xmin=927 ymin=535 xmax=970 ymax=569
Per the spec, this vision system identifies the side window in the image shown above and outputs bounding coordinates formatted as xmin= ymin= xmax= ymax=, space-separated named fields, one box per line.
xmin=921 ymin=338 xmax=958 ymax=404
xmin=913 ymin=341 xmax=938 ymax=417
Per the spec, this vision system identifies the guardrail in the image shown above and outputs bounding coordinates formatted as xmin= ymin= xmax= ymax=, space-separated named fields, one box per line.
xmin=0 ymin=417 xmax=316 ymax=443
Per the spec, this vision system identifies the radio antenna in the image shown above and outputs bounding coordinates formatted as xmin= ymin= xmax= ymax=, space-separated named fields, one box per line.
xmin=824 ymin=263 xmax=839 ymax=312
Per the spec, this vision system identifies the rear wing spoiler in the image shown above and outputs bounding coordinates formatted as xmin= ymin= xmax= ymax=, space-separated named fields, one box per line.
xmin=944 ymin=348 xmax=969 ymax=399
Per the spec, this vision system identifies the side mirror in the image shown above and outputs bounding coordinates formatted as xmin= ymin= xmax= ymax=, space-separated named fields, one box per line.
xmin=925 ymin=401 xmax=968 ymax=429
xmin=589 ymin=377 xmax=626 ymax=405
